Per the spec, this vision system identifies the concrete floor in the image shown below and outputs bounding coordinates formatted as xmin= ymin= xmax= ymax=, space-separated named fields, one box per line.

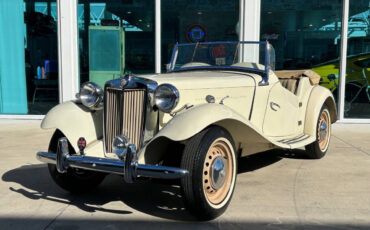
xmin=0 ymin=120 xmax=369 ymax=229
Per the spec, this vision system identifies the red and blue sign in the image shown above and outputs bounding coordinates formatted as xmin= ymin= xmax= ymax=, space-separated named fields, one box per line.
xmin=186 ymin=24 xmax=208 ymax=43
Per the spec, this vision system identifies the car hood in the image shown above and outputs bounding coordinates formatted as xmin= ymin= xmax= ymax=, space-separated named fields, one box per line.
xmin=138 ymin=70 xmax=256 ymax=90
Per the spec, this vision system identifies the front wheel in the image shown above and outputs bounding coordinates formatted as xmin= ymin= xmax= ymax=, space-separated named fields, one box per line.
xmin=47 ymin=130 xmax=106 ymax=193
xmin=305 ymin=104 xmax=332 ymax=159
xmin=180 ymin=126 xmax=237 ymax=220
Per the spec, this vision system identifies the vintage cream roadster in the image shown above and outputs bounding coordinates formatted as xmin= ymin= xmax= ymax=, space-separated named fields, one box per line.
xmin=37 ymin=41 xmax=337 ymax=220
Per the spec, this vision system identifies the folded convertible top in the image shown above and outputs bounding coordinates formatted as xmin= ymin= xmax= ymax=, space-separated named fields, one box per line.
xmin=274 ymin=69 xmax=321 ymax=85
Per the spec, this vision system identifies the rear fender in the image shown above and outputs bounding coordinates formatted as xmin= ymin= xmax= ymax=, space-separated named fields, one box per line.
xmin=304 ymin=86 xmax=337 ymax=137
xmin=41 ymin=101 xmax=103 ymax=154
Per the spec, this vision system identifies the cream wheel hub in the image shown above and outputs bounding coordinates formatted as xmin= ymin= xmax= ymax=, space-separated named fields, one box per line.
xmin=318 ymin=109 xmax=330 ymax=151
xmin=203 ymin=139 xmax=233 ymax=205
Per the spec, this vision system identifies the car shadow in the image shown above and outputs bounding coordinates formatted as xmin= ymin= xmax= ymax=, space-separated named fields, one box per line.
xmin=237 ymin=148 xmax=309 ymax=174
xmin=2 ymin=164 xmax=195 ymax=221
xmin=2 ymin=149 xmax=308 ymax=221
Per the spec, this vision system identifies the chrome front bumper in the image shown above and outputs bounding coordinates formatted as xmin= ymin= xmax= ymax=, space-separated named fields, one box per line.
xmin=36 ymin=137 xmax=188 ymax=183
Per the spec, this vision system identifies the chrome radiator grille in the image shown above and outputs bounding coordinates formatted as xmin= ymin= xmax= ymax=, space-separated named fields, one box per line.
xmin=104 ymin=88 xmax=146 ymax=153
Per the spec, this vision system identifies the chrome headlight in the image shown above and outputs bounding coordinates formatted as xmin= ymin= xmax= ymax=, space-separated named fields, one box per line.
xmin=154 ymin=84 xmax=179 ymax=113
xmin=77 ymin=82 xmax=103 ymax=110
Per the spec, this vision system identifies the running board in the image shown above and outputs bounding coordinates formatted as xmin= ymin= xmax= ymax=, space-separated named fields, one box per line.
xmin=275 ymin=134 xmax=315 ymax=149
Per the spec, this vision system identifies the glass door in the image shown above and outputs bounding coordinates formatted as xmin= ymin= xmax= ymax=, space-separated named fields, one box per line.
xmin=343 ymin=0 xmax=370 ymax=118
xmin=77 ymin=0 xmax=155 ymax=88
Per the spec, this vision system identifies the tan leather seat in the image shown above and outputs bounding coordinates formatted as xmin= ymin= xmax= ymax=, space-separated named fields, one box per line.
xmin=279 ymin=78 xmax=299 ymax=94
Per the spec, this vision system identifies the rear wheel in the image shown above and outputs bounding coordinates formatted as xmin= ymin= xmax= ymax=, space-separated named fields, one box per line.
xmin=180 ymin=126 xmax=237 ymax=220
xmin=47 ymin=130 xmax=106 ymax=193
xmin=305 ymin=104 xmax=331 ymax=159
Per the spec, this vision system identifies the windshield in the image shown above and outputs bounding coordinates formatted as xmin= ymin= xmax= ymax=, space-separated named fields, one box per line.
xmin=168 ymin=41 xmax=275 ymax=75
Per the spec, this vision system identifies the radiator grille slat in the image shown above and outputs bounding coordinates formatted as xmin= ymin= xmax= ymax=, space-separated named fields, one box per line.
xmin=105 ymin=88 xmax=145 ymax=153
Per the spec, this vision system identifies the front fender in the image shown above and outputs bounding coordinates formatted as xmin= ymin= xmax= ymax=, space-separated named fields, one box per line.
xmin=157 ymin=103 xmax=251 ymax=142
xmin=304 ymin=85 xmax=337 ymax=137
xmin=138 ymin=103 xmax=288 ymax=164
xmin=41 ymin=101 xmax=103 ymax=153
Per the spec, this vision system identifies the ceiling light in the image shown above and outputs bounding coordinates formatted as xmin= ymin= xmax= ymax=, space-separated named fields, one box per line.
xmin=197 ymin=11 xmax=202 ymax=15
xmin=127 ymin=11 xmax=132 ymax=14
xmin=267 ymin=11 xmax=272 ymax=14
xmin=322 ymin=18 xmax=326 ymax=21
xmin=309 ymin=24 xmax=313 ymax=27
xmin=138 ymin=19 xmax=143 ymax=22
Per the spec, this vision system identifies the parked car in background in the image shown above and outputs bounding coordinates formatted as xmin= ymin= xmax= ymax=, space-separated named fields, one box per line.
xmin=37 ymin=41 xmax=337 ymax=220
xmin=313 ymin=53 xmax=370 ymax=113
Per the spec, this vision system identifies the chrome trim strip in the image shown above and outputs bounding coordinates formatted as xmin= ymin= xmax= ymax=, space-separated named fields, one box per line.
xmin=286 ymin=135 xmax=310 ymax=144
xmin=278 ymin=134 xmax=305 ymax=143
xmin=278 ymin=134 xmax=310 ymax=144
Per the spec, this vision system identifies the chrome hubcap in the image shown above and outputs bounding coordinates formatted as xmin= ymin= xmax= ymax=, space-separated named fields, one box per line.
xmin=210 ymin=156 xmax=227 ymax=190
xmin=320 ymin=121 xmax=327 ymax=141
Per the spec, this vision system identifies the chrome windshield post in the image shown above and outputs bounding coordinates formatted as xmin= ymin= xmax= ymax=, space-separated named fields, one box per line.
xmin=168 ymin=43 xmax=179 ymax=72
xmin=258 ymin=77 xmax=269 ymax=86
xmin=259 ymin=41 xmax=272 ymax=86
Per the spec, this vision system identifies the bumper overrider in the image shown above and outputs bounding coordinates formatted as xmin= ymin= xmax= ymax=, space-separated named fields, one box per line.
xmin=36 ymin=137 xmax=188 ymax=183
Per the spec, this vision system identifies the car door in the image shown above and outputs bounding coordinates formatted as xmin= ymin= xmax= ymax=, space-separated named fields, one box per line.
xmin=262 ymin=82 xmax=300 ymax=137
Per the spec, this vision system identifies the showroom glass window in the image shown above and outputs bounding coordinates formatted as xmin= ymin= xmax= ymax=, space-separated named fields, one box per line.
xmin=261 ymin=0 xmax=342 ymax=102
xmin=161 ymin=0 xmax=239 ymax=71
xmin=0 ymin=0 xmax=59 ymax=115
xmin=77 ymin=0 xmax=155 ymax=87
xmin=344 ymin=0 xmax=370 ymax=118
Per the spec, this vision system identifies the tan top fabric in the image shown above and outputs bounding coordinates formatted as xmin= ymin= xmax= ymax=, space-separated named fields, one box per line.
xmin=279 ymin=78 xmax=299 ymax=94
xmin=275 ymin=69 xmax=321 ymax=85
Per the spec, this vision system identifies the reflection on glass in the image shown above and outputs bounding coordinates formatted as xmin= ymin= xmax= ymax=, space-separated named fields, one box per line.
xmin=168 ymin=41 xmax=273 ymax=74
xmin=261 ymin=0 xmax=342 ymax=103
xmin=161 ymin=0 xmax=239 ymax=71
xmin=344 ymin=0 xmax=370 ymax=118
xmin=0 ymin=0 xmax=59 ymax=115
xmin=77 ymin=1 xmax=155 ymax=87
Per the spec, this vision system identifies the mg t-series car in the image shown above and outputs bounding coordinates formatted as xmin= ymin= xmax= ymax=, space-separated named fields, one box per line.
xmin=37 ymin=41 xmax=337 ymax=220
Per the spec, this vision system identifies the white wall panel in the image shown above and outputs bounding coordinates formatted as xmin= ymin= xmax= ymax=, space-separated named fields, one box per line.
xmin=239 ymin=0 xmax=261 ymax=63
xmin=57 ymin=0 xmax=79 ymax=103
xmin=155 ymin=0 xmax=161 ymax=74
xmin=338 ymin=0 xmax=349 ymax=121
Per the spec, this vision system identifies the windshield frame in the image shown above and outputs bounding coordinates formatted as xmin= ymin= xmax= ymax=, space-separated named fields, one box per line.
xmin=168 ymin=41 xmax=273 ymax=82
